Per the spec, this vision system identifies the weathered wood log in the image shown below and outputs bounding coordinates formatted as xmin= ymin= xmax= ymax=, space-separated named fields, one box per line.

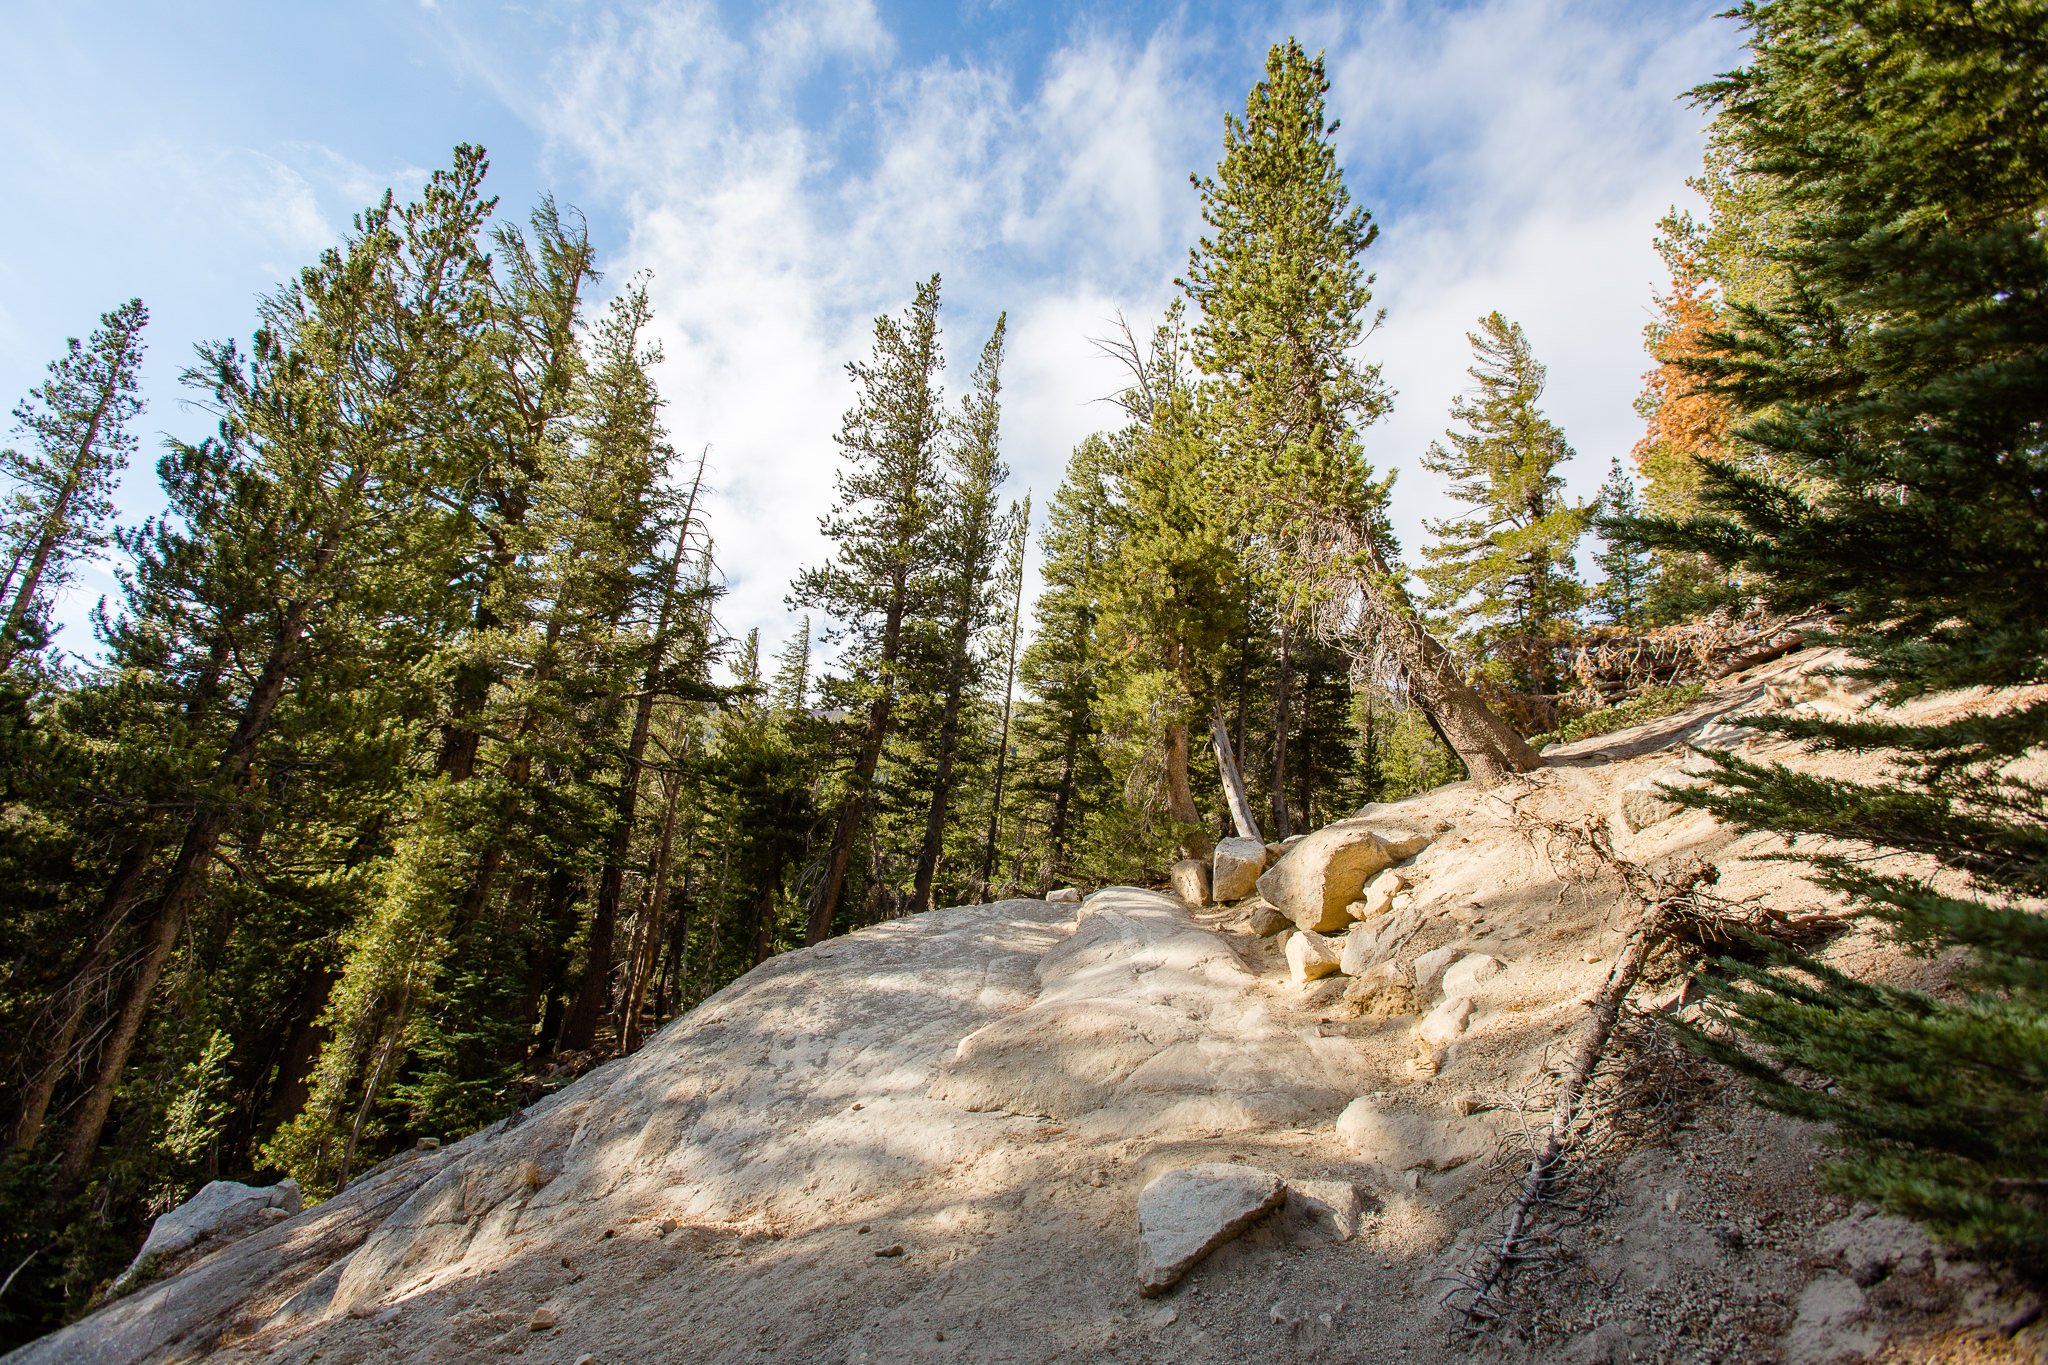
xmin=1209 ymin=707 xmax=1263 ymax=842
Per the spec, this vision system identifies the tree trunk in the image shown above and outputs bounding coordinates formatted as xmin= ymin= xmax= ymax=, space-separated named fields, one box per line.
xmin=1164 ymin=643 xmax=1212 ymax=862
xmin=1045 ymin=720 xmax=1082 ymax=884
xmin=619 ymin=726 xmax=688 ymax=1053
xmin=1269 ymin=621 xmax=1293 ymax=839
xmin=8 ymin=837 xmax=157 ymax=1155
xmin=49 ymin=491 xmax=347 ymax=1200
xmin=908 ymin=610 xmax=975 ymax=917
xmin=1209 ymin=706 xmax=1262 ymax=841
xmin=573 ymin=462 xmax=706 ymax=1051
xmin=1334 ymin=522 xmax=1542 ymax=787
xmin=808 ymin=563 xmax=909 ymax=946
xmin=1401 ymin=628 xmax=1542 ymax=786
xmin=977 ymin=556 xmax=1027 ymax=900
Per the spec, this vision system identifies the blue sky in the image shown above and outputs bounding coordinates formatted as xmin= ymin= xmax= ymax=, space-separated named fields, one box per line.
xmin=0 ymin=0 xmax=1738 ymax=664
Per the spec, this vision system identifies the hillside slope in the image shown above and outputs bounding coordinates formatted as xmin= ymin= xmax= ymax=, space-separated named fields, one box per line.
xmin=13 ymin=646 xmax=2044 ymax=1365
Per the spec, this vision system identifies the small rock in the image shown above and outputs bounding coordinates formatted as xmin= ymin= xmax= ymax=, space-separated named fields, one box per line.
xmin=1335 ymin=1097 xmax=1495 ymax=1170
xmin=875 ymin=1244 xmax=906 ymax=1257
xmin=1440 ymin=953 xmax=1504 ymax=998
xmin=414 ymin=1136 xmax=441 ymax=1151
xmin=1619 ymin=768 xmax=1689 ymax=831
xmin=1137 ymin=1163 xmax=1286 ymax=1297
xmin=1340 ymin=959 xmax=1414 ymax=1016
xmin=1351 ymin=868 xmax=1407 ymax=921
xmin=1285 ymin=929 xmax=1342 ymax=984
xmin=1211 ymin=836 xmax=1267 ymax=902
xmin=1170 ymin=857 xmax=1211 ymax=907
xmin=1302 ymin=976 xmax=1349 ymax=1010
xmin=1045 ymin=887 xmax=1082 ymax=903
xmin=1417 ymin=994 xmax=1474 ymax=1046
xmin=574 ymin=1356 xmax=596 ymax=1365
xmin=1412 ymin=946 xmax=1460 ymax=989
xmin=529 ymin=1307 xmax=557 ymax=1331
xmin=1285 ymin=1179 xmax=1372 ymax=1241
xmin=1247 ymin=903 xmax=1290 ymax=936
xmin=1148 ymin=1306 xmax=1179 ymax=1328
xmin=1339 ymin=922 xmax=1377 ymax=976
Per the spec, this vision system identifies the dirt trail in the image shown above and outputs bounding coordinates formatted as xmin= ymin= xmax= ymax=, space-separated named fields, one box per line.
xmin=12 ymin=647 xmax=2043 ymax=1365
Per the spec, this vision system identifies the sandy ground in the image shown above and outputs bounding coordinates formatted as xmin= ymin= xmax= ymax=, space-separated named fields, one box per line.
xmin=12 ymin=647 xmax=2044 ymax=1365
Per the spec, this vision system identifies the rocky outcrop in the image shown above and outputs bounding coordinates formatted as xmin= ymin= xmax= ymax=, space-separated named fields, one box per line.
xmin=930 ymin=889 xmax=1367 ymax=1133
xmin=110 ymin=1179 xmax=303 ymax=1296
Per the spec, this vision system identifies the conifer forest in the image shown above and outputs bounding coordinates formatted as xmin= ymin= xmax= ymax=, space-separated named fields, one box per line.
xmin=1 ymin=0 xmax=2043 ymax=1349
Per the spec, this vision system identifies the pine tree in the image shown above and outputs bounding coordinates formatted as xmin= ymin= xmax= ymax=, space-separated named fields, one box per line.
xmin=1092 ymin=308 xmax=1240 ymax=864
xmin=1591 ymin=457 xmax=1654 ymax=631
xmin=771 ymin=618 xmax=812 ymax=712
xmin=976 ymin=497 xmax=1029 ymax=898
xmin=1625 ymin=0 xmax=2048 ymax=1267
xmin=907 ymin=317 xmax=1008 ymax=917
xmin=1417 ymin=312 xmax=1590 ymax=696
xmin=1009 ymin=441 xmax=1112 ymax=890
xmin=0 ymin=299 xmax=148 ymax=669
xmin=790 ymin=275 xmax=948 ymax=944
xmin=1186 ymin=38 xmax=1539 ymax=785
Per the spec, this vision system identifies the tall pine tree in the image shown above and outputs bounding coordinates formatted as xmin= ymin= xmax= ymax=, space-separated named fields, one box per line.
xmin=1628 ymin=0 xmax=2048 ymax=1267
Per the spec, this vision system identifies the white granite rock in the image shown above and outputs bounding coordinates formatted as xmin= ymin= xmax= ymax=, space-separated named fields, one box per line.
xmin=1413 ymin=946 xmax=1460 ymax=990
xmin=1210 ymin=837 xmax=1267 ymax=902
xmin=112 ymin=1179 xmax=303 ymax=1294
xmin=1136 ymin=1164 xmax=1286 ymax=1297
xmin=1285 ymin=929 xmax=1342 ymax=984
xmin=1045 ymin=887 xmax=1082 ymax=903
xmin=1255 ymin=821 xmax=1431 ymax=933
xmin=1440 ymin=953 xmax=1504 ymax=998
xmin=1416 ymin=994 xmax=1474 ymax=1046
xmin=1170 ymin=857 xmax=1211 ymax=906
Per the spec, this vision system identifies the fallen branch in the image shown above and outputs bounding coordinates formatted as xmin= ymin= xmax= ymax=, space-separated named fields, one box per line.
xmin=1463 ymin=898 xmax=1672 ymax=1317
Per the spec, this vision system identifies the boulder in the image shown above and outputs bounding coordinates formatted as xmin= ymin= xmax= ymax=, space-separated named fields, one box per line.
xmin=1210 ymin=837 xmax=1267 ymax=902
xmin=1619 ymin=768 xmax=1688 ymax=832
xmin=1136 ymin=1164 xmax=1286 ymax=1297
xmin=1255 ymin=821 xmax=1432 ymax=933
xmin=1169 ymin=858 xmax=1211 ymax=907
xmin=1413 ymin=946 xmax=1460 ymax=990
xmin=1045 ymin=887 xmax=1082 ymax=904
xmin=1335 ymin=1098 xmax=1496 ymax=1171
xmin=1416 ymin=994 xmax=1473 ymax=1047
xmin=1245 ymin=902 xmax=1290 ymax=936
xmin=1285 ymin=930 xmax=1342 ymax=985
xmin=112 ymin=1179 xmax=303 ymax=1294
xmin=1262 ymin=842 xmax=1283 ymax=865
xmin=1440 ymin=953 xmax=1505 ymax=999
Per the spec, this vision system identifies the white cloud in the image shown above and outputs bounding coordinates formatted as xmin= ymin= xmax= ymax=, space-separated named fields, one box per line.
xmin=512 ymin=0 xmax=1732 ymax=665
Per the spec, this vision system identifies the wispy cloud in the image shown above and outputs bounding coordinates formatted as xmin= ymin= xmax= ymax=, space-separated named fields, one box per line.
xmin=516 ymin=0 xmax=1730 ymax=655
